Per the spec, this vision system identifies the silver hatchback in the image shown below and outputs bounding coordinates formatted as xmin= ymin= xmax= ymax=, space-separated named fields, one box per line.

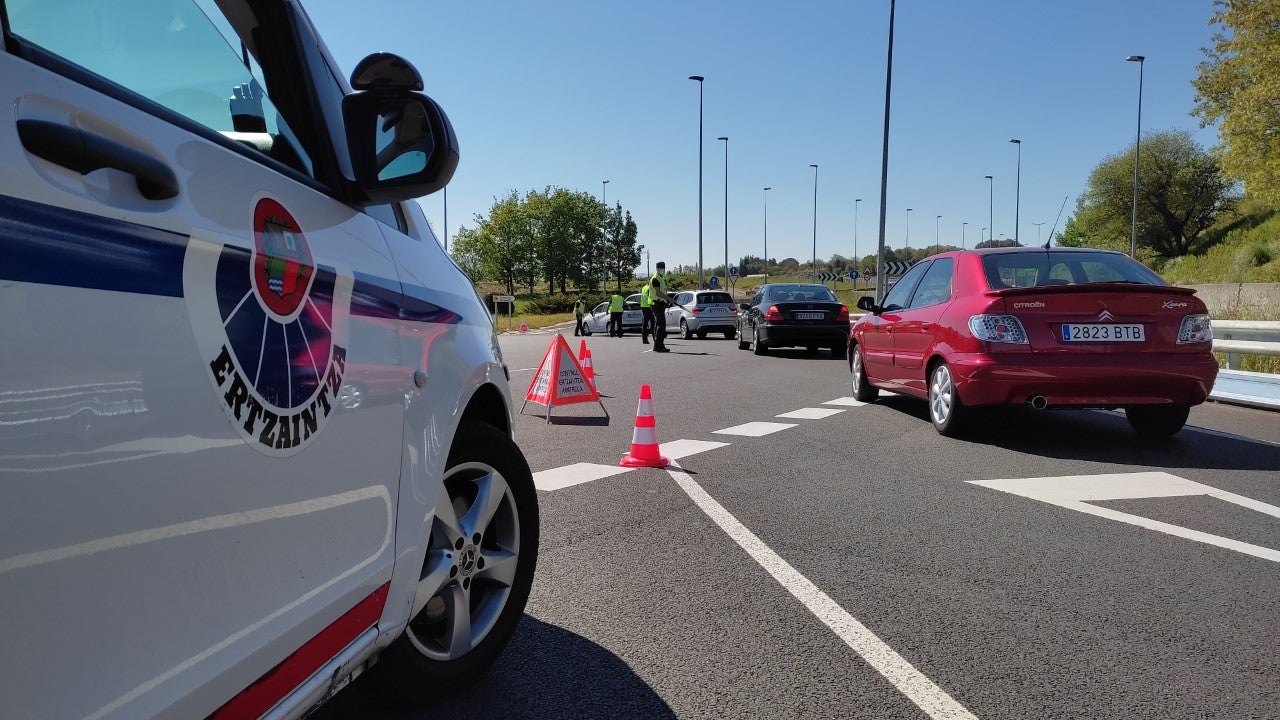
xmin=665 ymin=290 xmax=739 ymax=339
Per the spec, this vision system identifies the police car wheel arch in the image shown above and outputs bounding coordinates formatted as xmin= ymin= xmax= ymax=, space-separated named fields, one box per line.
xmin=379 ymin=420 xmax=538 ymax=692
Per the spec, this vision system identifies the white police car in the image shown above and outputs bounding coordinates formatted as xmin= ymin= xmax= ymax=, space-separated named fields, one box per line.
xmin=0 ymin=2 xmax=537 ymax=718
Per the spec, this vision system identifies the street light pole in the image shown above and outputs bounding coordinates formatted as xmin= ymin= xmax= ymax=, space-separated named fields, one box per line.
xmin=810 ymin=164 xmax=819 ymax=282
xmin=718 ymin=137 xmax=728 ymax=285
xmin=854 ymin=198 xmax=862 ymax=265
xmin=905 ymin=208 xmax=913 ymax=249
xmin=443 ymin=186 xmax=448 ymax=251
xmin=1010 ymin=139 xmax=1021 ymax=244
xmin=1126 ymin=55 xmax=1145 ymax=259
xmin=934 ymin=214 xmax=942 ymax=255
xmin=763 ymin=187 xmax=771 ymax=283
xmin=601 ymin=179 xmax=610 ymax=286
xmin=962 ymin=221 xmax=967 ymax=250
xmin=984 ymin=175 xmax=994 ymax=246
xmin=875 ymin=0 xmax=897 ymax=302
xmin=1034 ymin=221 xmax=1045 ymax=246
xmin=981 ymin=227 xmax=987 ymax=245
xmin=690 ymin=75 xmax=705 ymax=287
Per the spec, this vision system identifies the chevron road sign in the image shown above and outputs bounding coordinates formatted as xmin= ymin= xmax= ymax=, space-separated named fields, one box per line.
xmin=883 ymin=261 xmax=914 ymax=277
xmin=816 ymin=272 xmax=847 ymax=282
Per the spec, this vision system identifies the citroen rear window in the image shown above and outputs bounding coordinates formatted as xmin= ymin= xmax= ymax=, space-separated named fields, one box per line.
xmin=981 ymin=251 xmax=1167 ymax=289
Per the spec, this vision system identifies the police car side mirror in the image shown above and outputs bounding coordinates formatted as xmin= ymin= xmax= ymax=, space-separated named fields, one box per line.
xmin=342 ymin=58 xmax=459 ymax=205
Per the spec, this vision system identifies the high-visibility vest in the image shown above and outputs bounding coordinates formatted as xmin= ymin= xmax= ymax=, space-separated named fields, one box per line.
xmin=648 ymin=273 xmax=667 ymax=304
xmin=609 ymin=294 xmax=624 ymax=312
xmin=640 ymin=284 xmax=653 ymax=308
xmin=574 ymin=300 xmax=585 ymax=315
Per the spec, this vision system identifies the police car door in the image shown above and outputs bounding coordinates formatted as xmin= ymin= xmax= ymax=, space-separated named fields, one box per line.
xmin=0 ymin=2 xmax=402 ymax=718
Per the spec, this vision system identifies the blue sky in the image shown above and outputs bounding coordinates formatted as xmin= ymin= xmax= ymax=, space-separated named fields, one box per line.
xmin=306 ymin=0 xmax=1220 ymax=272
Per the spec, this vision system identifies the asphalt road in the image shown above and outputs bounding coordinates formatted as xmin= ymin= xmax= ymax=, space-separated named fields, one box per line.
xmin=316 ymin=327 xmax=1280 ymax=720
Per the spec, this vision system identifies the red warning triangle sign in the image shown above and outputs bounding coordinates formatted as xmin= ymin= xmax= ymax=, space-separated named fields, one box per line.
xmin=523 ymin=334 xmax=600 ymax=411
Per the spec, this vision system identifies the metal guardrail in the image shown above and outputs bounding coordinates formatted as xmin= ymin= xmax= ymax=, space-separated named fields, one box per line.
xmin=844 ymin=316 xmax=1279 ymax=410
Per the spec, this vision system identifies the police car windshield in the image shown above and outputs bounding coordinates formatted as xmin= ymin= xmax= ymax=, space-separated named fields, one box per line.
xmin=766 ymin=285 xmax=837 ymax=302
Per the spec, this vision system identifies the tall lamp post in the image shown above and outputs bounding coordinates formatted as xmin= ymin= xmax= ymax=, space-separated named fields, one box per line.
xmin=442 ymin=187 xmax=448 ymax=251
xmin=718 ymin=137 xmax=728 ymax=284
xmin=1034 ymin=221 xmax=1045 ymax=246
xmin=854 ymin=198 xmax=862 ymax=264
xmin=810 ymin=164 xmax=819 ymax=281
xmin=934 ymin=214 xmax=942 ymax=255
xmin=1126 ymin=55 xmax=1145 ymax=259
xmin=601 ymin=179 xmax=610 ymax=285
xmin=905 ymin=208 xmax=913 ymax=249
xmin=1009 ymin=139 xmax=1021 ymax=244
xmin=689 ymin=75 xmax=705 ymax=287
xmin=984 ymin=175 xmax=994 ymax=245
xmin=962 ymin=221 xmax=968 ymax=249
xmin=874 ymin=0 xmax=897 ymax=302
xmin=981 ymin=227 xmax=987 ymax=245
xmin=763 ymin=187 xmax=771 ymax=282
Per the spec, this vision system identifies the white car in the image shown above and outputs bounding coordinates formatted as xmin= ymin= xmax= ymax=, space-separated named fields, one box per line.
xmin=581 ymin=294 xmax=644 ymax=335
xmin=0 ymin=2 xmax=537 ymax=719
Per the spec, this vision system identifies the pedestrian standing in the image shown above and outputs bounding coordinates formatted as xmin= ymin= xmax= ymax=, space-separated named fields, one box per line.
xmin=639 ymin=281 xmax=655 ymax=345
xmin=608 ymin=292 xmax=624 ymax=337
xmin=573 ymin=296 xmax=586 ymax=336
xmin=648 ymin=262 xmax=673 ymax=352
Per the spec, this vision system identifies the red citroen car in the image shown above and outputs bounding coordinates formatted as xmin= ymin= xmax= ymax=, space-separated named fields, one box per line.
xmin=848 ymin=247 xmax=1218 ymax=437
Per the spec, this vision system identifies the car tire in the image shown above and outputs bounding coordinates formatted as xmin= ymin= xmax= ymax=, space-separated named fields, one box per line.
xmin=1125 ymin=405 xmax=1190 ymax=438
xmin=583 ymin=326 xmax=592 ymax=337
xmin=377 ymin=420 xmax=539 ymax=699
xmin=752 ymin=326 xmax=768 ymax=356
xmin=725 ymin=328 xmax=737 ymax=340
xmin=681 ymin=319 xmax=693 ymax=340
xmin=737 ymin=323 xmax=750 ymax=350
xmin=850 ymin=344 xmax=878 ymax=402
xmin=928 ymin=361 xmax=965 ymax=437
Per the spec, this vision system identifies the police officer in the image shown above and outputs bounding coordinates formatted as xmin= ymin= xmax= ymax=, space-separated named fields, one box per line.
xmin=639 ymin=280 xmax=655 ymax=345
xmin=608 ymin=292 xmax=624 ymax=337
xmin=573 ymin=296 xmax=587 ymax=336
xmin=648 ymin=262 xmax=673 ymax=352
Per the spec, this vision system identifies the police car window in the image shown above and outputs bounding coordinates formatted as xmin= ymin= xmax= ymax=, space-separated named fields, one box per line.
xmin=7 ymin=0 xmax=315 ymax=178
xmin=365 ymin=203 xmax=407 ymax=233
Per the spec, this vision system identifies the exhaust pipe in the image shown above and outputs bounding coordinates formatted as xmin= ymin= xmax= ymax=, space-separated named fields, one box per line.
xmin=1028 ymin=395 xmax=1048 ymax=411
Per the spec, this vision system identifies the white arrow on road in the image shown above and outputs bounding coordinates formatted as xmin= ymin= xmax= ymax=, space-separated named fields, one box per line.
xmin=969 ymin=471 xmax=1280 ymax=563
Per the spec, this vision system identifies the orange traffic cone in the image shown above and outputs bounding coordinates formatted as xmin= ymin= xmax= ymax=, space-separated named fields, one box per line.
xmin=583 ymin=345 xmax=596 ymax=384
xmin=578 ymin=338 xmax=589 ymax=359
xmin=620 ymin=384 xmax=669 ymax=468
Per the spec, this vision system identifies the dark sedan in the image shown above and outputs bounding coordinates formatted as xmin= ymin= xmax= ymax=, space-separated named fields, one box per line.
xmin=737 ymin=283 xmax=850 ymax=357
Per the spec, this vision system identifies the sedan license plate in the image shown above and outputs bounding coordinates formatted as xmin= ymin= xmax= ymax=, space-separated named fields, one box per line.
xmin=794 ymin=311 xmax=824 ymax=320
xmin=1060 ymin=323 xmax=1145 ymax=342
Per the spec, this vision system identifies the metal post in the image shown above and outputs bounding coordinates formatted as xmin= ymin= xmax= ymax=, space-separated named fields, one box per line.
xmin=443 ymin=186 xmax=448 ymax=251
xmin=934 ymin=214 xmax=941 ymax=255
xmin=601 ymin=179 xmax=610 ymax=287
xmin=1127 ymin=55 xmax=1145 ymax=258
xmin=1010 ymin=139 xmax=1021 ymax=244
xmin=984 ymin=175 xmax=994 ymax=246
xmin=763 ymin=187 xmax=771 ymax=283
xmin=719 ymin=137 xmax=729 ymax=287
xmin=690 ymin=75 xmax=705 ymax=287
xmin=810 ymin=164 xmax=819 ymax=282
xmin=905 ymin=208 xmax=912 ymax=248
xmin=875 ymin=0 xmax=896 ymax=303
xmin=962 ymin=221 xmax=967 ymax=250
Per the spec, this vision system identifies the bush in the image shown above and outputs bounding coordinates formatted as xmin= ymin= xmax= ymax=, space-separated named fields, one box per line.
xmin=523 ymin=293 xmax=587 ymax=314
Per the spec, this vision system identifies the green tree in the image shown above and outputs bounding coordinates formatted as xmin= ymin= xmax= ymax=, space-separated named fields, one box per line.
xmin=1192 ymin=0 xmax=1280 ymax=204
xmin=1058 ymin=130 xmax=1234 ymax=258
xmin=601 ymin=203 xmax=642 ymax=292
xmin=448 ymin=225 xmax=485 ymax=280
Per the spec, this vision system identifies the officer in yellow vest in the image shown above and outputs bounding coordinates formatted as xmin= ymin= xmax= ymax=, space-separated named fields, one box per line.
xmin=648 ymin=262 xmax=673 ymax=352
xmin=608 ymin=292 xmax=625 ymax=337
xmin=639 ymin=281 xmax=655 ymax=344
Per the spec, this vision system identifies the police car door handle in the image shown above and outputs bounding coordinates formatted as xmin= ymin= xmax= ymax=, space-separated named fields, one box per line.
xmin=17 ymin=119 xmax=179 ymax=200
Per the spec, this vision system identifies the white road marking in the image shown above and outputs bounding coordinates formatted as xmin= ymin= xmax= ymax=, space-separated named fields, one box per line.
xmin=777 ymin=407 xmax=846 ymax=420
xmin=878 ymin=389 xmax=898 ymax=397
xmin=509 ymin=367 xmax=536 ymax=373
xmin=533 ymin=462 xmax=632 ymax=491
xmin=667 ymin=462 xmax=978 ymax=720
xmin=824 ymin=396 xmax=867 ymax=407
xmin=661 ymin=438 xmax=731 ymax=459
xmin=969 ymin=471 xmax=1280 ymax=563
xmin=714 ymin=421 xmax=797 ymax=437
